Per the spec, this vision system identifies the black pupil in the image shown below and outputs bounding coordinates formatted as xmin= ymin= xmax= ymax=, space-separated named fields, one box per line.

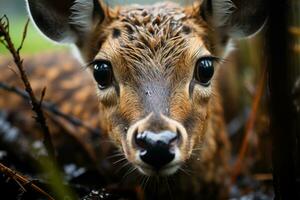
xmin=196 ymin=58 xmax=214 ymax=85
xmin=93 ymin=61 xmax=112 ymax=89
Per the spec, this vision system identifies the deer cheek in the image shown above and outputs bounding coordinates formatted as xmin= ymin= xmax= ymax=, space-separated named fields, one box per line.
xmin=192 ymin=85 xmax=211 ymax=106
xmin=119 ymin=86 xmax=143 ymax=122
xmin=97 ymin=87 xmax=118 ymax=107
xmin=169 ymin=91 xmax=192 ymax=123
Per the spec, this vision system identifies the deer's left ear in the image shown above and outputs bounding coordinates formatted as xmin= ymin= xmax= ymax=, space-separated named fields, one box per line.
xmin=26 ymin=0 xmax=106 ymax=44
xmin=201 ymin=0 xmax=267 ymax=38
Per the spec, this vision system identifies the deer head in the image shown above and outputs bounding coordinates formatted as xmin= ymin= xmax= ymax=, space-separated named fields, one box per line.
xmin=26 ymin=0 xmax=266 ymax=176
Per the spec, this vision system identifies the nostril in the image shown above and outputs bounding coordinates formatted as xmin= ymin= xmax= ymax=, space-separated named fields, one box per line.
xmin=139 ymin=143 xmax=175 ymax=170
xmin=169 ymin=135 xmax=178 ymax=147
xmin=135 ymin=130 xmax=178 ymax=170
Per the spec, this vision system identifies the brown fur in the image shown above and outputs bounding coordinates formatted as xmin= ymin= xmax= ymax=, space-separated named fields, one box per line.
xmin=79 ymin=2 xmax=231 ymax=198
xmin=0 ymin=53 xmax=229 ymax=199
xmin=0 ymin=1 xmax=243 ymax=199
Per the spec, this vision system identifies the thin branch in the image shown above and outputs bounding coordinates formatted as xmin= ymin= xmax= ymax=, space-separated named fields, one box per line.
xmin=0 ymin=39 xmax=9 ymax=49
xmin=0 ymin=82 xmax=100 ymax=135
xmin=17 ymin=19 xmax=29 ymax=53
xmin=39 ymin=87 xmax=47 ymax=108
xmin=8 ymin=64 xmax=20 ymax=78
xmin=231 ymin=67 xmax=267 ymax=183
xmin=0 ymin=15 xmax=55 ymax=159
xmin=0 ymin=162 xmax=55 ymax=200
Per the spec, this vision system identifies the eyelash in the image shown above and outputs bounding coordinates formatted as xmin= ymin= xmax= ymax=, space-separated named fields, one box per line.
xmin=200 ymin=55 xmax=224 ymax=64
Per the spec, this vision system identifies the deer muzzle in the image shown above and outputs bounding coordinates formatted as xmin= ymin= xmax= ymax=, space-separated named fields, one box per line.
xmin=126 ymin=113 xmax=188 ymax=176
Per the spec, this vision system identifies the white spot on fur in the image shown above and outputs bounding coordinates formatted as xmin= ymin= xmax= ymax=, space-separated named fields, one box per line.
xmin=69 ymin=0 xmax=94 ymax=33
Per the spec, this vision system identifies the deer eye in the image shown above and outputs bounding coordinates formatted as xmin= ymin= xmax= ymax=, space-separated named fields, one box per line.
xmin=194 ymin=57 xmax=215 ymax=86
xmin=93 ymin=60 xmax=113 ymax=89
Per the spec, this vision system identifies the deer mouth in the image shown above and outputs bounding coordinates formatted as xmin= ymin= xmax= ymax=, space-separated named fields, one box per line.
xmin=133 ymin=147 xmax=183 ymax=176
xmin=136 ymin=163 xmax=181 ymax=176
xmin=139 ymin=163 xmax=181 ymax=176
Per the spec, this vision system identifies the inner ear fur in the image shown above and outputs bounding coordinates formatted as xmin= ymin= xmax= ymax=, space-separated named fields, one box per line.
xmin=201 ymin=0 xmax=268 ymax=38
xmin=26 ymin=0 xmax=106 ymax=44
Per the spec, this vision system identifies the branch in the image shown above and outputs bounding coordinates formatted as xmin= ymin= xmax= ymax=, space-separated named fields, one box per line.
xmin=0 ymin=15 xmax=55 ymax=159
xmin=17 ymin=19 xmax=29 ymax=53
xmin=231 ymin=67 xmax=267 ymax=183
xmin=0 ymin=82 xmax=100 ymax=135
xmin=0 ymin=162 xmax=55 ymax=200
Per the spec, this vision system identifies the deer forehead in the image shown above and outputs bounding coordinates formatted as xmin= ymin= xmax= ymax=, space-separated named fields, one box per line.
xmin=93 ymin=2 xmax=209 ymax=79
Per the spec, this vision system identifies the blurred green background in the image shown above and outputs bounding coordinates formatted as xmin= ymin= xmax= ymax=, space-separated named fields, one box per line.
xmin=0 ymin=0 xmax=63 ymax=54
xmin=0 ymin=0 xmax=184 ymax=55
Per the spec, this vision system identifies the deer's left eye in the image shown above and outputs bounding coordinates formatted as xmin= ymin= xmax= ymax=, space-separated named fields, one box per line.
xmin=93 ymin=60 xmax=113 ymax=89
xmin=194 ymin=57 xmax=215 ymax=86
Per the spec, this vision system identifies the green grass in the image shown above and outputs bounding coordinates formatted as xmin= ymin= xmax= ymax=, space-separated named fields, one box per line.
xmin=0 ymin=18 xmax=66 ymax=55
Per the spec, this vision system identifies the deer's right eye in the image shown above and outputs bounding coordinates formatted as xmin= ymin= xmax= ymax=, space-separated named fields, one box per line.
xmin=194 ymin=57 xmax=215 ymax=86
xmin=93 ymin=60 xmax=113 ymax=89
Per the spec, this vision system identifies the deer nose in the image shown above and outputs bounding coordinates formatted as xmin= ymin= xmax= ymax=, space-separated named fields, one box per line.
xmin=135 ymin=130 xmax=179 ymax=170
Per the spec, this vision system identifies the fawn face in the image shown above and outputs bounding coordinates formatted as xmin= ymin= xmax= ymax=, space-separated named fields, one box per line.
xmin=27 ymin=0 xmax=266 ymax=176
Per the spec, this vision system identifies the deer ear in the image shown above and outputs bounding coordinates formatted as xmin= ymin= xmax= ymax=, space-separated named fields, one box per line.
xmin=26 ymin=0 xmax=105 ymax=43
xmin=201 ymin=0 xmax=267 ymax=38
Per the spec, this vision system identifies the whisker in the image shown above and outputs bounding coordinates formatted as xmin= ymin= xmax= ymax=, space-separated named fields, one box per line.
xmin=112 ymin=157 xmax=127 ymax=165
xmin=181 ymin=163 xmax=195 ymax=175
xmin=116 ymin=161 xmax=131 ymax=173
xmin=144 ymin=176 xmax=150 ymax=189
xmin=179 ymin=167 xmax=191 ymax=176
xmin=140 ymin=175 xmax=147 ymax=191
xmin=106 ymin=152 xmax=124 ymax=160
xmin=122 ymin=166 xmax=137 ymax=181
xmin=165 ymin=178 xmax=174 ymax=200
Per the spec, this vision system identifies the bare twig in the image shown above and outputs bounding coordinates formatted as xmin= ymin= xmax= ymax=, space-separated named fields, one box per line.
xmin=0 ymin=15 xmax=55 ymax=159
xmin=17 ymin=19 xmax=29 ymax=53
xmin=0 ymin=82 xmax=100 ymax=135
xmin=39 ymin=87 xmax=47 ymax=108
xmin=231 ymin=67 xmax=267 ymax=183
xmin=0 ymin=162 xmax=55 ymax=200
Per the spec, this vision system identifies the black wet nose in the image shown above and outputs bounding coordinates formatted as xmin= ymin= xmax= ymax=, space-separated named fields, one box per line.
xmin=135 ymin=130 xmax=178 ymax=170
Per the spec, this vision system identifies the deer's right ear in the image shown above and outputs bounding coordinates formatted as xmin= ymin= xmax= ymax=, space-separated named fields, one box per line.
xmin=200 ymin=0 xmax=267 ymax=38
xmin=26 ymin=0 xmax=106 ymax=43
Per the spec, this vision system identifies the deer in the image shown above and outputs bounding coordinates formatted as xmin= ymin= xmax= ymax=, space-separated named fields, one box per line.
xmin=3 ymin=0 xmax=266 ymax=199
